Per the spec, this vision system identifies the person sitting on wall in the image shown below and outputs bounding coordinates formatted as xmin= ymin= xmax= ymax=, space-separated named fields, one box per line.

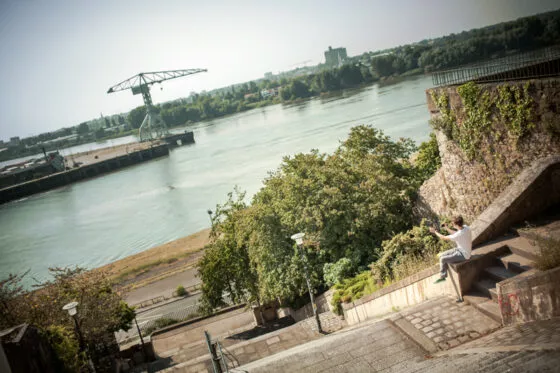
xmin=430 ymin=216 xmax=472 ymax=284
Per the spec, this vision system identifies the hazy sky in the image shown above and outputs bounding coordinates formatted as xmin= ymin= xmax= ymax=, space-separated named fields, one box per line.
xmin=0 ymin=0 xmax=558 ymax=140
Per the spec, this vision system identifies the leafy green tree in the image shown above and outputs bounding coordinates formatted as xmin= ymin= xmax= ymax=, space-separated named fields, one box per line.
xmin=128 ymin=106 xmax=146 ymax=129
xmin=415 ymin=132 xmax=441 ymax=180
xmin=198 ymin=189 xmax=262 ymax=312
xmin=0 ymin=267 xmax=135 ymax=370
xmin=77 ymin=122 xmax=90 ymax=135
xmin=199 ymin=125 xmax=421 ymax=305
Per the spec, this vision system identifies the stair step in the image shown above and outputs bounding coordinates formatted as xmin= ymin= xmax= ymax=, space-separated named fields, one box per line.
xmin=497 ymin=252 xmax=533 ymax=274
xmin=473 ymin=278 xmax=498 ymax=302
xmin=474 ymin=300 xmax=502 ymax=324
xmin=506 ymin=236 xmax=540 ymax=262
xmin=483 ymin=266 xmax=517 ymax=282
xmin=463 ymin=290 xmax=491 ymax=304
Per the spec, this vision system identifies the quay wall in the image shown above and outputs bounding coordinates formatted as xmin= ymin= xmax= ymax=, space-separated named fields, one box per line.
xmin=0 ymin=144 xmax=169 ymax=204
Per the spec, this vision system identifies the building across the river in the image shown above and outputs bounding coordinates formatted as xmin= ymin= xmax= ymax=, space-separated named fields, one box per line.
xmin=324 ymin=46 xmax=347 ymax=67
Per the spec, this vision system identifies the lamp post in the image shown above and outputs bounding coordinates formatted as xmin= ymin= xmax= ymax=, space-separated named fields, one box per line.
xmin=207 ymin=209 xmax=213 ymax=227
xmin=63 ymin=301 xmax=96 ymax=373
xmin=291 ymin=233 xmax=323 ymax=333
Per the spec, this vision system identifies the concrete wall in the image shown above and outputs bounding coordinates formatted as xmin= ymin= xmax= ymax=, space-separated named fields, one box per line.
xmin=277 ymin=290 xmax=334 ymax=322
xmin=341 ymin=266 xmax=459 ymax=326
xmin=417 ymin=79 xmax=560 ymax=223
xmin=497 ymin=266 xmax=560 ymax=325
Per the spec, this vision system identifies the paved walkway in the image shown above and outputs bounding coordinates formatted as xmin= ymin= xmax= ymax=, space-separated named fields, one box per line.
xmin=236 ymin=317 xmax=560 ymax=373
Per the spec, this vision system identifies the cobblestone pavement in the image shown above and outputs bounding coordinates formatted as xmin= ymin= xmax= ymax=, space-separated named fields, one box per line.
xmin=236 ymin=315 xmax=560 ymax=373
xmin=399 ymin=295 xmax=501 ymax=350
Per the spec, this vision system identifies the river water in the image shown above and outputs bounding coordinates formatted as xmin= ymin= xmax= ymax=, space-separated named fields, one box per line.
xmin=0 ymin=74 xmax=435 ymax=286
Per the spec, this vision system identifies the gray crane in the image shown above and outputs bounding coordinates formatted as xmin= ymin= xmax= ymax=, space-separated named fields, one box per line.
xmin=107 ymin=69 xmax=207 ymax=141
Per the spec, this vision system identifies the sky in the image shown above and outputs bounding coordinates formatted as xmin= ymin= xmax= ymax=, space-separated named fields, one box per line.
xmin=0 ymin=0 xmax=558 ymax=140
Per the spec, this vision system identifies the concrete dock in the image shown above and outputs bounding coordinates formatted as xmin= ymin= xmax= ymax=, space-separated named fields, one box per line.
xmin=0 ymin=141 xmax=169 ymax=204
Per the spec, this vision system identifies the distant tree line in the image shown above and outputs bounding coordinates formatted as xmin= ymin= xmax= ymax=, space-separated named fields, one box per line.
xmin=365 ymin=10 xmax=560 ymax=77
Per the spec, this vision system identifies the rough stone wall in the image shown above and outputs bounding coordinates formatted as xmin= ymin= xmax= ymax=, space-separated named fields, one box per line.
xmin=417 ymin=79 xmax=560 ymax=223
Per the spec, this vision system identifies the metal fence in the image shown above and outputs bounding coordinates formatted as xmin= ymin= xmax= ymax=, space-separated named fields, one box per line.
xmin=116 ymin=294 xmax=235 ymax=346
xmin=432 ymin=46 xmax=560 ymax=87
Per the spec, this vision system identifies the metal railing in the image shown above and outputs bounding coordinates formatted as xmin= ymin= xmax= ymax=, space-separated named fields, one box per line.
xmin=432 ymin=46 xmax=560 ymax=87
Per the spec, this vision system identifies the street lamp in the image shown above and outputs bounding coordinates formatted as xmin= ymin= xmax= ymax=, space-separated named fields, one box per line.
xmin=63 ymin=301 xmax=96 ymax=373
xmin=291 ymin=233 xmax=323 ymax=333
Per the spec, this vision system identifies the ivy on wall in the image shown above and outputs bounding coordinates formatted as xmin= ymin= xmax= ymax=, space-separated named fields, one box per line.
xmin=430 ymin=81 xmax=536 ymax=160
xmin=496 ymin=83 xmax=535 ymax=140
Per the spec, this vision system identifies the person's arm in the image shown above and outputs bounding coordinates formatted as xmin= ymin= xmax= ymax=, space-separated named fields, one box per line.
xmin=429 ymin=227 xmax=451 ymax=241
xmin=441 ymin=223 xmax=457 ymax=235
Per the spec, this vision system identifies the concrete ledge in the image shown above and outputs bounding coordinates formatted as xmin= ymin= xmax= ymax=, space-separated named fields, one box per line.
xmin=472 ymin=156 xmax=560 ymax=246
xmin=496 ymin=266 xmax=560 ymax=325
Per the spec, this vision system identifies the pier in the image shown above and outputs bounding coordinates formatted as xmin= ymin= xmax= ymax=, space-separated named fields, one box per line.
xmin=0 ymin=142 xmax=170 ymax=204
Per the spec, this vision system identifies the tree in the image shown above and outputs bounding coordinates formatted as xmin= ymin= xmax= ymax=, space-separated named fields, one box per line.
xmin=0 ymin=267 xmax=135 ymax=371
xmin=128 ymin=106 xmax=146 ymax=129
xmin=198 ymin=189 xmax=262 ymax=312
xmin=77 ymin=122 xmax=90 ymax=135
xmin=198 ymin=125 xmax=421 ymax=305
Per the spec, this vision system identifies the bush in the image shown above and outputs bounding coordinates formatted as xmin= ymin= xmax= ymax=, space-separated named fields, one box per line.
xmin=370 ymin=221 xmax=452 ymax=283
xmin=330 ymin=271 xmax=378 ymax=315
xmin=323 ymin=258 xmax=354 ymax=286
xmin=43 ymin=325 xmax=85 ymax=373
xmin=176 ymin=285 xmax=187 ymax=297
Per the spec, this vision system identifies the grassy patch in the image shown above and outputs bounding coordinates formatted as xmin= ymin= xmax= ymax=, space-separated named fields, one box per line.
xmin=113 ymin=251 xmax=195 ymax=283
xmin=532 ymin=236 xmax=560 ymax=271
xmin=391 ymin=251 xmax=439 ymax=282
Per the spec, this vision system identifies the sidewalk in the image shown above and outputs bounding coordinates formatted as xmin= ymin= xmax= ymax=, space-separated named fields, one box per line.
xmin=236 ymin=299 xmax=560 ymax=372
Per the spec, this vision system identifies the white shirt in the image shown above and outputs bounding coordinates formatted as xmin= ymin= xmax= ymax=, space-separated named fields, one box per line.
xmin=447 ymin=225 xmax=472 ymax=259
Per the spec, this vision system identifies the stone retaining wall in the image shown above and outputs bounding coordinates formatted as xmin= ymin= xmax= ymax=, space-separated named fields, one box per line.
xmin=417 ymin=79 xmax=560 ymax=223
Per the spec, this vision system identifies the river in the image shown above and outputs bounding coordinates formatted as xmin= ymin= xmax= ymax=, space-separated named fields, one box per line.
xmin=0 ymin=74 xmax=435 ymax=286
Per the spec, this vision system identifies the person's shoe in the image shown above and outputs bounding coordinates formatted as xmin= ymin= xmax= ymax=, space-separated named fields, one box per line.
xmin=434 ymin=277 xmax=446 ymax=284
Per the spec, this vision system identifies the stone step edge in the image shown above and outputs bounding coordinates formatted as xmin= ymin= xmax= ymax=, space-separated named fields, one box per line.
xmin=387 ymin=313 xmax=439 ymax=355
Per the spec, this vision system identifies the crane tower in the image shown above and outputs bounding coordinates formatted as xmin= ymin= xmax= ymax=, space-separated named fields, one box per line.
xmin=107 ymin=69 xmax=207 ymax=141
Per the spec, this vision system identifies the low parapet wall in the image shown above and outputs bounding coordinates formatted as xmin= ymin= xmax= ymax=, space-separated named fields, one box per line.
xmin=497 ymin=266 xmax=560 ymax=325
xmin=341 ymin=266 xmax=458 ymax=325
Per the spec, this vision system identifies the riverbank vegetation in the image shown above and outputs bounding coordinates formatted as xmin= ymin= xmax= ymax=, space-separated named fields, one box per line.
xmin=197 ymin=125 xmax=444 ymax=312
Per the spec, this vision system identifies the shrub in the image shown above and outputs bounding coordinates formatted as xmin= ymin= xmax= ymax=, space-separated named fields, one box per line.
xmin=323 ymin=258 xmax=354 ymax=286
xmin=370 ymin=221 xmax=452 ymax=283
xmin=176 ymin=285 xmax=187 ymax=297
xmin=43 ymin=325 xmax=85 ymax=373
xmin=330 ymin=271 xmax=378 ymax=315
